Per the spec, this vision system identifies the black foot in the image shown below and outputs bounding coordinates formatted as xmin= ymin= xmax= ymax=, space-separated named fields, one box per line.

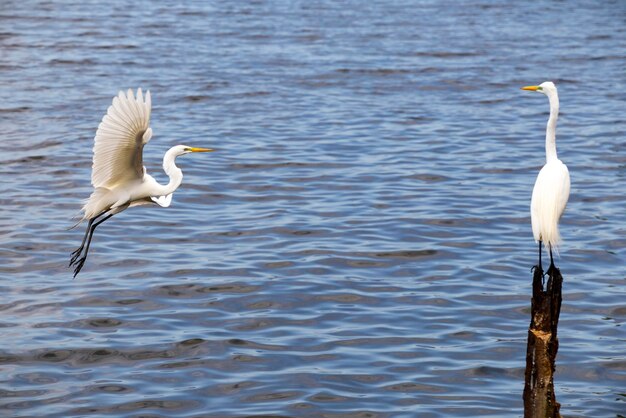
xmin=546 ymin=263 xmax=559 ymax=277
xmin=531 ymin=264 xmax=548 ymax=287
xmin=72 ymin=257 xmax=86 ymax=278
xmin=69 ymin=247 xmax=84 ymax=266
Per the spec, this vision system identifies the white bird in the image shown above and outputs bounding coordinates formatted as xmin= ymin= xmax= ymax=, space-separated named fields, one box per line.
xmin=70 ymin=88 xmax=214 ymax=277
xmin=522 ymin=82 xmax=570 ymax=273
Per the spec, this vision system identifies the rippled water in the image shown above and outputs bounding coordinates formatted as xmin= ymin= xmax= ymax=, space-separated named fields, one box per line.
xmin=1 ymin=1 xmax=625 ymax=417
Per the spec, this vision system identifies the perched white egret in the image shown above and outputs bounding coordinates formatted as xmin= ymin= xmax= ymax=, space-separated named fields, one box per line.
xmin=69 ymin=88 xmax=214 ymax=277
xmin=522 ymin=82 xmax=570 ymax=272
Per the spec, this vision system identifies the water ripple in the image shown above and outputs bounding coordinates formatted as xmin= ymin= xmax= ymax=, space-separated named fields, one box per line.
xmin=1 ymin=0 xmax=624 ymax=417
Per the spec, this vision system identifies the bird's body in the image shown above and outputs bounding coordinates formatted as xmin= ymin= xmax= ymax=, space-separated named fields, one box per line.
xmin=530 ymin=159 xmax=570 ymax=249
xmin=70 ymin=89 xmax=213 ymax=277
xmin=81 ymin=146 xmax=184 ymax=218
xmin=523 ymin=81 xmax=570 ymax=271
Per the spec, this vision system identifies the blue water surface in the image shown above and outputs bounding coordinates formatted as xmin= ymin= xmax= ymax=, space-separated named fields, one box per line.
xmin=0 ymin=1 xmax=624 ymax=417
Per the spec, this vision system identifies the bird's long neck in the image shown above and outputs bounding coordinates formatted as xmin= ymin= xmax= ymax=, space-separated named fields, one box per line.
xmin=545 ymin=91 xmax=559 ymax=162
xmin=158 ymin=147 xmax=183 ymax=196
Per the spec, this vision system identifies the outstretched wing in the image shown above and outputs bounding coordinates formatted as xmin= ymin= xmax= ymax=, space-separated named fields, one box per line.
xmin=91 ymin=88 xmax=153 ymax=189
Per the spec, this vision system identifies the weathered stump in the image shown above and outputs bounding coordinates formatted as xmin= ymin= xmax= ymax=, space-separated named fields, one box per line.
xmin=523 ymin=265 xmax=563 ymax=418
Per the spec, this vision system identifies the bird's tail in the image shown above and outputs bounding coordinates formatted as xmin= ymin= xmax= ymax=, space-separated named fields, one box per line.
xmin=67 ymin=203 xmax=88 ymax=230
xmin=549 ymin=237 xmax=561 ymax=258
xmin=82 ymin=187 xmax=114 ymax=219
xmin=68 ymin=187 xmax=113 ymax=230
xmin=67 ymin=215 xmax=84 ymax=230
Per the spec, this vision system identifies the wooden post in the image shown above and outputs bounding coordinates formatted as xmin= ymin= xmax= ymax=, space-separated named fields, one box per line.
xmin=523 ymin=265 xmax=563 ymax=417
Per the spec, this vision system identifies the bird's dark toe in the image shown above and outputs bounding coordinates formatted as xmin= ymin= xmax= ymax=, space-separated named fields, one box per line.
xmin=547 ymin=264 xmax=559 ymax=277
xmin=69 ymin=254 xmax=80 ymax=267
xmin=73 ymin=258 xmax=86 ymax=277
xmin=70 ymin=248 xmax=83 ymax=265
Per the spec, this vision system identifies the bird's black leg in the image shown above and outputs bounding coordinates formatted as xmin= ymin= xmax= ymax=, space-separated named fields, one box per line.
xmin=531 ymin=240 xmax=543 ymax=274
xmin=70 ymin=211 xmax=108 ymax=266
xmin=70 ymin=218 xmax=94 ymax=266
xmin=72 ymin=213 xmax=113 ymax=278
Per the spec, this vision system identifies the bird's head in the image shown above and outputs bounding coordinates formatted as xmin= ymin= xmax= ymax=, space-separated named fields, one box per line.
xmin=173 ymin=145 xmax=215 ymax=156
xmin=521 ymin=81 xmax=557 ymax=96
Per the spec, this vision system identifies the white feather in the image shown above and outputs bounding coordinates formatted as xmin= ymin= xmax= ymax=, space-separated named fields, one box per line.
xmin=531 ymin=159 xmax=570 ymax=250
xmin=526 ymin=81 xmax=570 ymax=254
xmin=91 ymin=88 xmax=152 ymax=189
xmin=71 ymin=89 xmax=213 ymax=277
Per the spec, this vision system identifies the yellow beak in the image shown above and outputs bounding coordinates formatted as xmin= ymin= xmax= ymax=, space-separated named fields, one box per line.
xmin=521 ymin=85 xmax=540 ymax=91
xmin=189 ymin=147 xmax=215 ymax=153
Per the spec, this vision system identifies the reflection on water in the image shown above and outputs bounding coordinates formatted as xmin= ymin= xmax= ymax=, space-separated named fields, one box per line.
xmin=1 ymin=0 xmax=625 ymax=417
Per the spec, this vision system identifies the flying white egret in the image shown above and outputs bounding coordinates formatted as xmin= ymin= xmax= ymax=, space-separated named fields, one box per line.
xmin=522 ymin=81 xmax=570 ymax=272
xmin=69 ymin=88 xmax=214 ymax=277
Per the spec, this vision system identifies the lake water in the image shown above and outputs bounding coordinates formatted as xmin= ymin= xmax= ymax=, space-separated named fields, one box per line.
xmin=1 ymin=1 xmax=625 ymax=417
